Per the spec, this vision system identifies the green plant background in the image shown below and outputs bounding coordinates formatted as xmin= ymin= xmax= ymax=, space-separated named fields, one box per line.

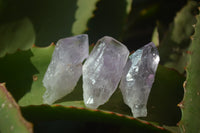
xmin=0 ymin=0 xmax=199 ymax=133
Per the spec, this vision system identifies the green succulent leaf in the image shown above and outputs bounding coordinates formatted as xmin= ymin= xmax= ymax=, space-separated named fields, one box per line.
xmin=0 ymin=0 xmax=132 ymax=47
xmin=72 ymin=0 xmax=100 ymax=35
xmin=0 ymin=0 xmax=78 ymax=47
xmin=86 ymin=0 xmax=133 ymax=43
xmin=24 ymin=0 xmax=78 ymax=46
xmin=179 ymin=8 xmax=200 ymax=133
xmin=126 ymin=0 xmax=132 ymax=14
xmin=151 ymin=26 xmax=159 ymax=47
xmin=0 ymin=49 xmax=38 ymax=101
xmin=21 ymin=105 xmax=170 ymax=133
xmin=0 ymin=17 xmax=35 ymax=57
xmin=0 ymin=83 xmax=33 ymax=133
xmin=121 ymin=2 xmax=160 ymax=49
xmin=18 ymin=45 xmax=55 ymax=105
xmin=163 ymin=126 xmax=181 ymax=133
xmin=158 ymin=1 xmax=198 ymax=73
xmin=144 ymin=66 xmax=184 ymax=126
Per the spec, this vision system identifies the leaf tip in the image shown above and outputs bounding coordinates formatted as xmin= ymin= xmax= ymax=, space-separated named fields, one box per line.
xmin=0 ymin=83 xmax=33 ymax=133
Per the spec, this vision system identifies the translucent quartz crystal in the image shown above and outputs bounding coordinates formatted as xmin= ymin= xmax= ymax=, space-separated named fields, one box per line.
xmin=83 ymin=36 xmax=129 ymax=109
xmin=43 ymin=34 xmax=89 ymax=104
xmin=119 ymin=42 xmax=160 ymax=118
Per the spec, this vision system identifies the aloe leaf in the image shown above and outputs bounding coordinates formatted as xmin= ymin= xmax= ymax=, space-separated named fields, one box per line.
xmin=18 ymin=45 xmax=55 ymax=105
xmin=144 ymin=66 xmax=185 ymax=126
xmin=159 ymin=1 xmax=198 ymax=73
xmin=24 ymin=0 xmax=78 ymax=46
xmin=86 ymin=0 xmax=133 ymax=43
xmin=0 ymin=0 xmax=78 ymax=47
xmin=179 ymin=8 xmax=200 ymax=133
xmin=0 ymin=49 xmax=38 ymax=101
xmin=122 ymin=0 xmax=188 ymax=51
xmin=151 ymin=26 xmax=159 ymax=47
xmin=0 ymin=83 xmax=33 ymax=133
xmin=21 ymin=105 xmax=170 ymax=133
xmin=121 ymin=2 xmax=160 ymax=50
xmin=126 ymin=0 xmax=132 ymax=14
xmin=72 ymin=0 xmax=100 ymax=35
xmin=163 ymin=126 xmax=181 ymax=133
xmin=0 ymin=18 xmax=35 ymax=57
xmin=0 ymin=0 xmax=131 ymax=47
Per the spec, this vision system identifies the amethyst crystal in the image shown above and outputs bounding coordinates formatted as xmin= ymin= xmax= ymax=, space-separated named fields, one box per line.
xmin=83 ymin=36 xmax=129 ymax=109
xmin=119 ymin=42 xmax=160 ymax=118
xmin=43 ymin=34 xmax=89 ymax=104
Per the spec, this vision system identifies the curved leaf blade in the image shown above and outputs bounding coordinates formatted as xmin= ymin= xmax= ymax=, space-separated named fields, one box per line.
xmin=145 ymin=66 xmax=184 ymax=126
xmin=24 ymin=0 xmax=78 ymax=46
xmin=21 ymin=105 xmax=170 ymax=133
xmin=0 ymin=49 xmax=38 ymax=101
xmin=18 ymin=45 xmax=55 ymax=105
xmin=0 ymin=0 xmax=78 ymax=47
xmin=179 ymin=7 xmax=200 ymax=133
xmin=86 ymin=0 xmax=132 ymax=43
xmin=0 ymin=18 xmax=35 ymax=57
xmin=72 ymin=0 xmax=100 ymax=35
xmin=159 ymin=1 xmax=198 ymax=73
xmin=0 ymin=83 xmax=33 ymax=133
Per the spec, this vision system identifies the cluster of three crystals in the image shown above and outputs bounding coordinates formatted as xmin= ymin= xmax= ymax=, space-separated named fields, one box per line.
xmin=43 ymin=34 xmax=160 ymax=118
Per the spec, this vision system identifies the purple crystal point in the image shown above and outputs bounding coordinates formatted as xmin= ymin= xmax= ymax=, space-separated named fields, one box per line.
xmin=119 ymin=42 xmax=160 ymax=118
xmin=43 ymin=34 xmax=89 ymax=104
xmin=83 ymin=36 xmax=129 ymax=109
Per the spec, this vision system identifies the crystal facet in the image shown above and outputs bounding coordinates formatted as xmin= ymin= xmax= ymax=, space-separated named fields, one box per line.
xmin=83 ymin=36 xmax=129 ymax=109
xmin=119 ymin=42 xmax=160 ymax=118
xmin=43 ymin=34 xmax=89 ymax=104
